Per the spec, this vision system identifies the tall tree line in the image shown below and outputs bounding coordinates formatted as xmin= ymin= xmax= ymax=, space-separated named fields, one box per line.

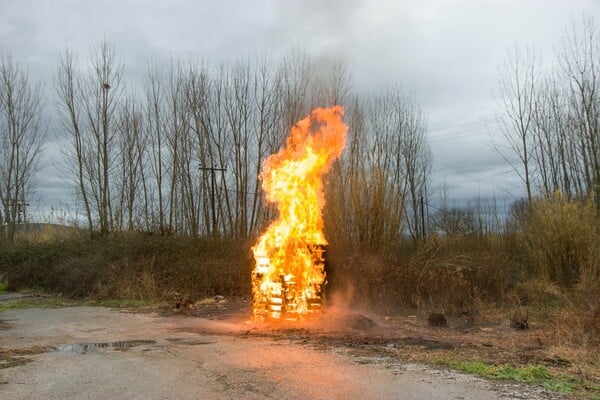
xmin=1 ymin=40 xmax=431 ymax=248
xmin=325 ymin=87 xmax=431 ymax=249
xmin=498 ymin=16 xmax=600 ymax=205
xmin=52 ymin=41 xmax=432 ymax=245
xmin=0 ymin=54 xmax=45 ymax=242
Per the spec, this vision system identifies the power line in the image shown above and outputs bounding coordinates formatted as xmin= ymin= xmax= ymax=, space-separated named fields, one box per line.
xmin=427 ymin=124 xmax=500 ymax=141
xmin=428 ymin=130 xmax=496 ymax=141
xmin=426 ymin=117 xmax=500 ymax=141
xmin=427 ymin=117 xmax=495 ymax=131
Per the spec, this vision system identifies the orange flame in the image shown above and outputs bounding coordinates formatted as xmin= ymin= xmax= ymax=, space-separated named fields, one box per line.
xmin=252 ymin=106 xmax=348 ymax=320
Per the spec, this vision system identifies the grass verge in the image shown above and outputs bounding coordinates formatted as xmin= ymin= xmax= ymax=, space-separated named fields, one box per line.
xmin=434 ymin=358 xmax=600 ymax=398
xmin=0 ymin=295 xmax=155 ymax=313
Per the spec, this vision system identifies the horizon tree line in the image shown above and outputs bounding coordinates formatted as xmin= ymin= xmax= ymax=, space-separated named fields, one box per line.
xmin=3 ymin=15 xmax=599 ymax=244
xmin=50 ymin=43 xmax=432 ymax=249
xmin=497 ymin=16 xmax=600 ymax=208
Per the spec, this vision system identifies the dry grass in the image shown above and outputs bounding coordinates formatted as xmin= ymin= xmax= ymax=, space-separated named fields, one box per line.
xmin=326 ymin=235 xmax=517 ymax=314
xmin=519 ymin=194 xmax=600 ymax=287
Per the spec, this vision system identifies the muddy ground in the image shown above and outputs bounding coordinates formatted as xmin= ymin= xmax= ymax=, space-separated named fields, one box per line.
xmin=0 ymin=294 xmax=579 ymax=399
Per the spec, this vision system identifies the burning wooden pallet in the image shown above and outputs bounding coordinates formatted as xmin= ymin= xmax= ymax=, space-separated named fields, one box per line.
xmin=250 ymin=106 xmax=346 ymax=321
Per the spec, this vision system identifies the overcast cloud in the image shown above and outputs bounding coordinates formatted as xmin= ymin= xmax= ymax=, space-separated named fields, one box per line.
xmin=1 ymin=0 xmax=599 ymax=219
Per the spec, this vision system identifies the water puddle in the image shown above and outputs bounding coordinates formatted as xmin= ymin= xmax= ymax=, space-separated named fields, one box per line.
xmin=166 ymin=338 xmax=216 ymax=346
xmin=55 ymin=340 xmax=156 ymax=354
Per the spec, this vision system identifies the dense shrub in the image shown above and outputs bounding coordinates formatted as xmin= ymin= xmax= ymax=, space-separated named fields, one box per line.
xmin=0 ymin=195 xmax=598 ymax=315
xmin=0 ymin=232 xmax=251 ymax=300
xmin=326 ymin=236 xmax=517 ymax=313
xmin=519 ymin=194 xmax=599 ymax=288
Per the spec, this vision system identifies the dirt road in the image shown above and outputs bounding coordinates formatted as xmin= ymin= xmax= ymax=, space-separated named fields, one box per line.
xmin=0 ymin=305 xmax=556 ymax=399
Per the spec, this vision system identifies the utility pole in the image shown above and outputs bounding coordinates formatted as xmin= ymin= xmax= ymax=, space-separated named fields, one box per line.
xmin=16 ymin=201 xmax=29 ymax=224
xmin=101 ymin=82 xmax=110 ymax=236
xmin=420 ymin=195 xmax=426 ymax=241
xmin=595 ymin=166 xmax=600 ymax=210
xmin=199 ymin=165 xmax=227 ymax=236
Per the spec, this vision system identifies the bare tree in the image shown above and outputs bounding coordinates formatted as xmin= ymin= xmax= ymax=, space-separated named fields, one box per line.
xmin=144 ymin=62 xmax=168 ymax=234
xmin=90 ymin=41 xmax=123 ymax=235
xmin=398 ymin=90 xmax=431 ymax=240
xmin=432 ymin=206 xmax=476 ymax=237
xmin=325 ymin=85 xmax=431 ymax=250
xmin=222 ymin=61 xmax=252 ymax=237
xmin=182 ymin=60 xmax=213 ymax=236
xmin=500 ymin=16 xmax=600 ymax=206
xmin=559 ymin=16 xmax=600 ymax=206
xmin=0 ymin=54 xmax=45 ymax=241
xmin=311 ymin=57 xmax=352 ymax=107
xmin=53 ymin=47 xmax=436 ymax=245
xmin=204 ymin=65 xmax=231 ymax=236
xmin=114 ymin=95 xmax=145 ymax=231
xmin=56 ymin=49 xmax=94 ymax=235
xmin=248 ymin=56 xmax=281 ymax=236
xmin=496 ymin=46 xmax=538 ymax=204
xmin=56 ymin=40 xmax=123 ymax=236
xmin=277 ymin=51 xmax=313 ymax=141
xmin=163 ymin=60 xmax=186 ymax=234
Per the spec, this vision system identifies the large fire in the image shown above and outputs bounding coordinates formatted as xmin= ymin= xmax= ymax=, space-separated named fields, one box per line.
xmin=251 ymin=106 xmax=348 ymax=320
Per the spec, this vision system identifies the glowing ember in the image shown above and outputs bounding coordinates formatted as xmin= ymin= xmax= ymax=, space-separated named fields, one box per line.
xmin=251 ymin=106 xmax=348 ymax=320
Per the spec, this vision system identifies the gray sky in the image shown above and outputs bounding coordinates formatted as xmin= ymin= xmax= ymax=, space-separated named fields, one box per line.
xmin=1 ymin=0 xmax=599 ymax=220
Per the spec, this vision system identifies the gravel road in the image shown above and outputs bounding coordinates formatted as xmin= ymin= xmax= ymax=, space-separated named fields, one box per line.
xmin=0 ymin=306 xmax=558 ymax=400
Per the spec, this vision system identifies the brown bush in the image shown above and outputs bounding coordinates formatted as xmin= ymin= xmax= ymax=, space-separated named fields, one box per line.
xmin=584 ymin=305 xmax=600 ymax=344
xmin=510 ymin=307 xmax=529 ymax=330
xmin=1 ymin=195 xmax=597 ymax=320
xmin=326 ymin=236 xmax=516 ymax=314
xmin=509 ymin=280 xmax=566 ymax=307
xmin=0 ymin=233 xmax=251 ymax=301
xmin=519 ymin=194 xmax=600 ymax=287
